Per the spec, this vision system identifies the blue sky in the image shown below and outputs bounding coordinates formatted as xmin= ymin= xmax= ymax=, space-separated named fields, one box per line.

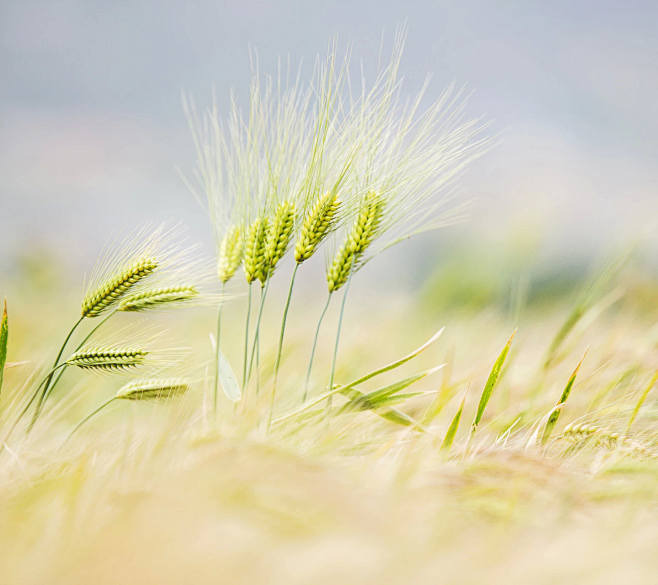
xmin=1 ymin=0 xmax=657 ymax=274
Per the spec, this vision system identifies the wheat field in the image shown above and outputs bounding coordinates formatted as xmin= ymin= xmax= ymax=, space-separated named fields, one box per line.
xmin=2 ymin=26 xmax=658 ymax=585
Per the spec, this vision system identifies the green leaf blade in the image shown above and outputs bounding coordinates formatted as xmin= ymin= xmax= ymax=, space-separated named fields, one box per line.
xmin=441 ymin=392 xmax=466 ymax=454
xmin=541 ymin=349 xmax=587 ymax=446
xmin=272 ymin=328 xmax=444 ymax=425
xmin=471 ymin=330 xmax=516 ymax=435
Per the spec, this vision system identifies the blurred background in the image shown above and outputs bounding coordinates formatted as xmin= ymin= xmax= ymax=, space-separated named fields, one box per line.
xmin=1 ymin=0 xmax=658 ymax=312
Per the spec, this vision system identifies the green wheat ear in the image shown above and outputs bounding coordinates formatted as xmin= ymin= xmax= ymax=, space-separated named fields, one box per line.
xmin=82 ymin=256 xmax=158 ymax=317
xmin=217 ymin=225 xmax=243 ymax=283
xmin=243 ymin=216 xmax=269 ymax=285
xmin=66 ymin=347 xmax=148 ymax=372
xmin=117 ymin=285 xmax=199 ymax=312
xmin=116 ymin=377 xmax=190 ymax=403
xmin=264 ymin=202 xmax=296 ymax=277
xmin=294 ymin=192 xmax=340 ymax=264
xmin=327 ymin=191 xmax=383 ymax=292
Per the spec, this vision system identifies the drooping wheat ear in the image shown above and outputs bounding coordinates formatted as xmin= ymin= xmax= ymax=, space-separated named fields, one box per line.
xmin=265 ymin=202 xmax=296 ymax=275
xmin=116 ymin=377 xmax=190 ymax=403
xmin=327 ymin=192 xmax=384 ymax=292
xmin=116 ymin=285 xmax=198 ymax=312
xmin=82 ymin=256 xmax=158 ymax=317
xmin=561 ymin=423 xmax=655 ymax=457
xmin=66 ymin=347 xmax=148 ymax=372
xmin=217 ymin=225 xmax=243 ymax=283
xmin=294 ymin=192 xmax=340 ymax=264
xmin=243 ymin=216 xmax=269 ymax=284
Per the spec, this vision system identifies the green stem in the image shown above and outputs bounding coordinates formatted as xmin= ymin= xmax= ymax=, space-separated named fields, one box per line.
xmin=256 ymin=288 xmax=262 ymax=398
xmin=267 ymin=263 xmax=299 ymax=433
xmin=242 ymin=284 xmax=253 ymax=388
xmin=37 ymin=316 xmax=84 ymax=408
xmin=39 ymin=310 xmax=116 ymax=418
xmin=0 ymin=363 xmax=66 ymax=449
xmin=247 ymin=278 xmax=270 ymax=386
xmin=327 ymin=260 xmax=356 ymax=411
xmin=63 ymin=397 xmax=116 ymax=446
xmin=214 ymin=283 xmax=225 ymax=422
xmin=303 ymin=293 xmax=332 ymax=403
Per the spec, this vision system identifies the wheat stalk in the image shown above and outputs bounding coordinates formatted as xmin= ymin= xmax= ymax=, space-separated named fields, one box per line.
xmin=305 ymin=192 xmax=385 ymax=409
xmin=245 ymin=202 xmax=297 ymax=387
xmin=64 ymin=378 xmax=191 ymax=446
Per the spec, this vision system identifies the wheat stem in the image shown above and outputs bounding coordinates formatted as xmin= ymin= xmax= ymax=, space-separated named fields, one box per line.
xmin=256 ymin=287 xmax=265 ymax=397
xmin=267 ymin=263 xmax=299 ymax=433
xmin=213 ymin=282 xmax=225 ymax=422
xmin=0 ymin=363 xmax=67 ymax=445
xmin=327 ymin=259 xmax=355 ymax=412
xmin=31 ymin=316 xmax=85 ymax=430
xmin=63 ymin=397 xmax=117 ymax=446
xmin=303 ymin=293 xmax=332 ymax=403
xmin=242 ymin=284 xmax=253 ymax=388
xmin=246 ymin=277 xmax=271 ymax=387
xmin=39 ymin=309 xmax=118 ymax=418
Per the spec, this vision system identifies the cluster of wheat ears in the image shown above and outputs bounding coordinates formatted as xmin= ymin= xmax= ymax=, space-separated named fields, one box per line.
xmin=4 ymin=29 xmax=651 ymax=464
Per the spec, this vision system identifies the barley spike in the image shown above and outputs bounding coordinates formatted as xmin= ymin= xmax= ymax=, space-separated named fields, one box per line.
xmin=117 ymin=285 xmax=198 ymax=312
xmin=294 ymin=192 xmax=340 ymax=264
xmin=116 ymin=377 xmax=190 ymax=403
xmin=327 ymin=192 xmax=383 ymax=292
xmin=66 ymin=347 xmax=148 ymax=372
xmin=82 ymin=256 xmax=158 ymax=317
xmin=243 ymin=216 xmax=269 ymax=284
xmin=217 ymin=225 xmax=243 ymax=283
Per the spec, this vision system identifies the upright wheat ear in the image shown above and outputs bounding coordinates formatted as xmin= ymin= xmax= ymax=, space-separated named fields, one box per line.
xmin=243 ymin=216 xmax=269 ymax=284
xmin=294 ymin=192 xmax=340 ymax=264
xmin=82 ymin=256 xmax=158 ymax=317
xmin=217 ymin=225 xmax=243 ymax=283
xmin=264 ymin=202 xmax=296 ymax=279
xmin=327 ymin=192 xmax=383 ymax=292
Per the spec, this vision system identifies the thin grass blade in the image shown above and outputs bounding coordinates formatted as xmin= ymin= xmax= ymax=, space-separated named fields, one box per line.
xmin=541 ymin=348 xmax=587 ymax=446
xmin=441 ymin=391 xmax=466 ymax=454
xmin=471 ymin=329 xmax=516 ymax=436
xmin=272 ymin=328 xmax=444 ymax=425
xmin=626 ymin=370 xmax=658 ymax=435
xmin=339 ymin=366 xmax=443 ymax=413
